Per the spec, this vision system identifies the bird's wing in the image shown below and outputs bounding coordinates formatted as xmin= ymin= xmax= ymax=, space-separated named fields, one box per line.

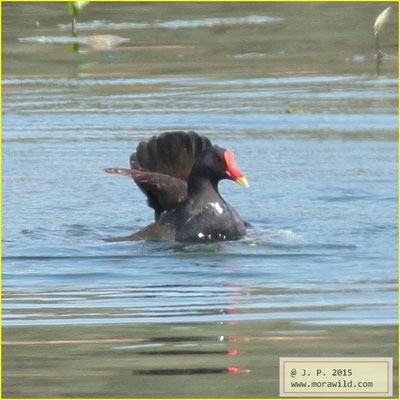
xmin=130 ymin=131 xmax=212 ymax=181
xmin=104 ymin=168 xmax=187 ymax=219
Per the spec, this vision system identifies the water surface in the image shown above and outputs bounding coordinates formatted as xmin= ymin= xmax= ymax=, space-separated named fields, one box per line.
xmin=2 ymin=2 xmax=398 ymax=398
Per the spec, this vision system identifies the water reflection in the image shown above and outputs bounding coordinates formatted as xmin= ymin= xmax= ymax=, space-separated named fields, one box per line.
xmin=19 ymin=35 xmax=130 ymax=51
xmin=57 ymin=15 xmax=285 ymax=31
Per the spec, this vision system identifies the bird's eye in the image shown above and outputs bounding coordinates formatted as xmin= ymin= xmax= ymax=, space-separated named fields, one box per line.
xmin=213 ymin=155 xmax=222 ymax=165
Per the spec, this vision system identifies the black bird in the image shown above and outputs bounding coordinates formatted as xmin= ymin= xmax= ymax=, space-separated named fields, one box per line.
xmin=104 ymin=131 xmax=249 ymax=242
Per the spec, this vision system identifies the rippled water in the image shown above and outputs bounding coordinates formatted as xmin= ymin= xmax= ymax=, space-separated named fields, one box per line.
xmin=3 ymin=75 xmax=398 ymax=329
xmin=2 ymin=2 xmax=398 ymax=398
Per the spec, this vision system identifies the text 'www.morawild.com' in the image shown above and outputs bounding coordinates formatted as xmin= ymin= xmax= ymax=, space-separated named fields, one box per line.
xmin=290 ymin=380 xmax=374 ymax=389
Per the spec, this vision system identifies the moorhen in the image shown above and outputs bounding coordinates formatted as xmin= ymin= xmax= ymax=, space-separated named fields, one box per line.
xmin=104 ymin=131 xmax=249 ymax=242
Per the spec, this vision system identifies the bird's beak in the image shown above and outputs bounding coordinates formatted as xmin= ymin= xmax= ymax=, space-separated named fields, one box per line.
xmin=224 ymin=150 xmax=249 ymax=188
xmin=235 ymin=176 xmax=249 ymax=187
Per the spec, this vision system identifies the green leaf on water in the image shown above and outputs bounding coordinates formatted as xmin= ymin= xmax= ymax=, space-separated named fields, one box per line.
xmin=67 ymin=2 xmax=78 ymax=19
xmin=67 ymin=1 xmax=89 ymax=18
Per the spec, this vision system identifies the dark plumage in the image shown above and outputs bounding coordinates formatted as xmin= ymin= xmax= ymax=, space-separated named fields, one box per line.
xmin=104 ymin=131 xmax=249 ymax=242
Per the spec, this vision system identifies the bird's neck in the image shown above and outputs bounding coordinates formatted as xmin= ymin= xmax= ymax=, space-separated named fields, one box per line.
xmin=187 ymin=174 xmax=219 ymax=197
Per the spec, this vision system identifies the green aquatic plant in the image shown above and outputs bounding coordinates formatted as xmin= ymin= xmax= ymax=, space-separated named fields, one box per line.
xmin=374 ymin=6 xmax=392 ymax=75
xmin=67 ymin=1 xmax=89 ymax=52
xmin=374 ymin=7 xmax=392 ymax=37
xmin=67 ymin=1 xmax=89 ymax=36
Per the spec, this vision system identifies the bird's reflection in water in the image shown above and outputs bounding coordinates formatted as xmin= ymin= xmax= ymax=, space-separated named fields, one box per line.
xmin=132 ymin=367 xmax=247 ymax=375
xmin=126 ymin=278 xmax=248 ymax=377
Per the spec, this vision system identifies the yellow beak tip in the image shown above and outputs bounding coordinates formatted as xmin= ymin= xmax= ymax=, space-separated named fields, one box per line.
xmin=236 ymin=177 xmax=249 ymax=187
